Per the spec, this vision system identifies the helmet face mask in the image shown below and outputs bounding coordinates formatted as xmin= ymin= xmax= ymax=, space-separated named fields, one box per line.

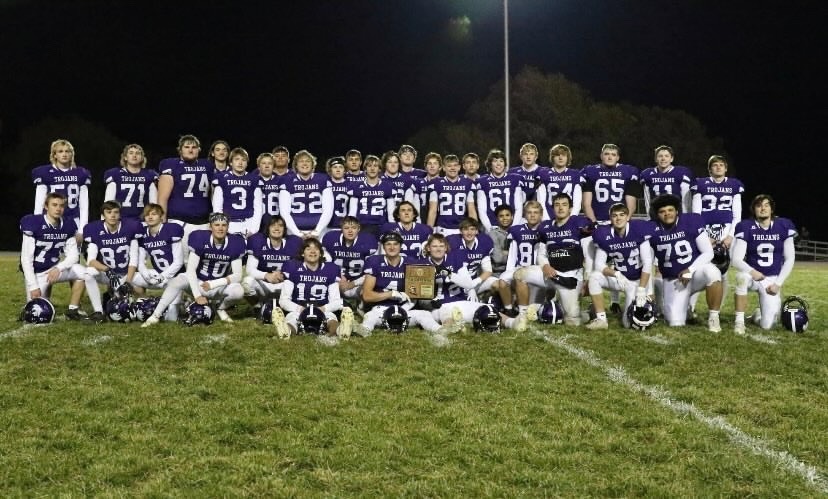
xmin=260 ymin=299 xmax=276 ymax=324
xmin=781 ymin=296 xmax=809 ymax=333
xmin=183 ymin=303 xmax=214 ymax=326
xmin=22 ymin=297 xmax=56 ymax=324
xmin=712 ymin=243 xmax=730 ymax=274
xmin=382 ymin=305 xmax=409 ymax=333
xmin=106 ymin=297 xmax=133 ymax=322
xmin=130 ymin=297 xmax=160 ymax=323
xmin=299 ymin=304 xmax=325 ymax=335
xmin=473 ymin=304 xmax=501 ymax=333
xmin=627 ymin=301 xmax=657 ymax=330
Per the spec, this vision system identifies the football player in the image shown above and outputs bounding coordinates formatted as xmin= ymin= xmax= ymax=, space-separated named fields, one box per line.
xmin=581 ymin=143 xmax=640 ymax=224
xmin=491 ymin=200 xmax=544 ymax=317
xmin=380 ymin=201 xmax=433 ymax=258
xmin=398 ymin=144 xmax=426 ymax=179
xmin=270 ymin=146 xmax=291 ymax=177
xmin=32 ymin=139 xmax=92 ymax=238
xmin=243 ymin=215 xmax=303 ymax=309
xmin=427 ymin=154 xmax=478 ymax=235
xmin=141 ymin=212 xmax=246 ymax=326
xmin=412 ymin=152 xmax=443 ymax=222
xmin=325 ymin=156 xmax=351 ymax=231
xmin=462 ymin=152 xmax=481 ymax=183
xmin=347 ymin=154 xmax=396 ymax=236
xmin=516 ymin=193 xmax=593 ymax=325
xmin=156 ymin=134 xmax=214 ymax=258
xmin=19 ymin=192 xmax=81 ymax=305
xmin=133 ymin=203 xmax=184 ymax=321
xmin=537 ymin=144 xmax=583 ymax=218
xmin=732 ymin=195 xmax=797 ymax=333
xmin=278 ymin=150 xmax=334 ymax=239
xmin=70 ymin=201 xmax=142 ymax=323
xmin=344 ymin=149 xmax=364 ymax=182
xmin=508 ymin=142 xmax=547 ymax=201
xmin=691 ymin=155 xmax=744 ymax=249
xmin=273 ymin=238 xmax=352 ymax=339
xmin=381 ymin=151 xmax=417 ymax=208
xmin=322 ymin=216 xmax=378 ymax=307
xmin=487 ymin=205 xmax=514 ymax=277
xmin=446 ymin=218 xmax=496 ymax=300
xmin=476 ymin=148 xmax=524 ymax=231
xmin=585 ymin=203 xmax=653 ymax=329
xmin=650 ymin=194 xmax=723 ymax=332
xmin=211 ymin=147 xmax=263 ymax=237
xmin=640 ymin=145 xmax=694 ymax=215
xmin=208 ymin=140 xmax=230 ymax=176
xmin=256 ymin=152 xmax=281 ymax=231
xmin=103 ymin=143 xmax=158 ymax=224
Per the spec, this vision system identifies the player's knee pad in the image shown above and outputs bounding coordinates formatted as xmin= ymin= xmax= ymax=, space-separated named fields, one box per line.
xmin=513 ymin=267 xmax=528 ymax=281
xmin=735 ymin=272 xmax=751 ymax=295
xmin=587 ymin=273 xmax=604 ymax=296
xmin=701 ymin=264 xmax=722 ymax=284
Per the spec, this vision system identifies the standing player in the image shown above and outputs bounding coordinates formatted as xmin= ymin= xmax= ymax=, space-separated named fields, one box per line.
xmin=427 ymin=154 xmax=478 ymax=235
xmin=581 ymin=143 xmax=640 ymax=224
xmin=71 ymin=201 xmax=142 ymax=323
xmin=133 ymin=203 xmax=185 ymax=321
xmin=156 ymin=134 xmax=214 ymax=257
xmin=141 ymin=213 xmax=246 ymax=326
xmin=492 ymin=200 xmax=544 ymax=316
xmin=650 ymin=194 xmax=723 ymax=332
xmin=732 ymin=195 xmax=797 ymax=333
xmin=271 ymin=146 xmax=291 ymax=177
xmin=322 ymin=216 xmax=378 ymax=308
xmin=585 ymin=203 xmax=653 ymax=329
xmin=691 ymin=154 xmax=744 ymax=249
xmin=399 ymin=144 xmax=426 ymax=179
xmin=537 ymin=144 xmax=583 ymax=218
xmin=347 ymin=154 xmax=396 ymax=236
xmin=476 ymin=148 xmax=524 ymax=231
xmin=462 ymin=152 xmax=481 ymax=183
xmin=412 ymin=152 xmax=442 ymax=221
xmin=243 ymin=215 xmax=303 ymax=309
xmin=487 ymin=205 xmax=514 ymax=277
xmin=279 ymin=150 xmax=334 ymax=239
xmin=508 ymin=143 xmax=546 ymax=202
xmin=32 ymin=139 xmax=92 ymax=238
xmin=446 ymin=218 xmax=496 ymax=300
xmin=256 ymin=152 xmax=281 ymax=230
xmin=380 ymin=201 xmax=433 ymax=258
xmin=326 ymin=156 xmax=351 ymax=231
xmin=515 ymin=194 xmax=593 ymax=325
xmin=211 ymin=147 xmax=263 ymax=237
xmin=20 ymin=193 xmax=81 ymax=305
xmin=103 ymin=144 xmax=158 ymax=224
xmin=640 ymin=145 xmax=694 ymax=215
xmin=381 ymin=150 xmax=417 ymax=207
xmin=208 ymin=140 xmax=230 ymax=176
xmin=344 ymin=149 xmax=364 ymax=182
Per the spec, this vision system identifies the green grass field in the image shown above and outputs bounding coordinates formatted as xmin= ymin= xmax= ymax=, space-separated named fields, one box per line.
xmin=2 ymin=256 xmax=827 ymax=497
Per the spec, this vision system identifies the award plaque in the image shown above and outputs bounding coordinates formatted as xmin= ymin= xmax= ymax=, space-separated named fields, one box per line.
xmin=404 ymin=264 xmax=436 ymax=299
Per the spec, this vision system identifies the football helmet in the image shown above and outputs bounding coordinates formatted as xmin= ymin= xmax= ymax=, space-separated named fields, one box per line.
xmin=538 ymin=300 xmax=564 ymax=324
xmin=472 ymin=304 xmax=501 ymax=333
xmin=182 ymin=302 xmax=214 ymax=326
xmin=298 ymin=304 xmax=326 ymax=335
xmin=712 ymin=243 xmax=730 ymax=274
xmin=626 ymin=301 xmax=657 ymax=330
xmin=259 ymin=299 xmax=277 ymax=324
xmin=382 ymin=305 xmax=409 ymax=333
xmin=22 ymin=297 xmax=56 ymax=324
xmin=106 ymin=297 xmax=132 ymax=322
xmin=484 ymin=293 xmax=504 ymax=311
xmin=130 ymin=297 xmax=160 ymax=323
xmin=781 ymin=296 xmax=809 ymax=333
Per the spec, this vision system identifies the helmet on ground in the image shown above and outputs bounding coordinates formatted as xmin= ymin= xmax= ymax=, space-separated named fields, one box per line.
xmin=298 ymin=304 xmax=326 ymax=335
xmin=473 ymin=304 xmax=501 ymax=333
xmin=781 ymin=296 xmax=809 ymax=333
xmin=712 ymin=243 xmax=730 ymax=274
xmin=382 ymin=305 xmax=409 ymax=333
xmin=260 ymin=299 xmax=277 ymax=324
xmin=627 ymin=301 xmax=657 ymax=330
xmin=538 ymin=300 xmax=564 ymax=324
xmin=105 ymin=297 xmax=132 ymax=322
xmin=22 ymin=297 xmax=55 ymax=324
xmin=183 ymin=302 xmax=214 ymax=326
xmin=484 ymin=293 xmax=504 ymax=311
xmin=130 ymin=297 xmax=160 ymax=323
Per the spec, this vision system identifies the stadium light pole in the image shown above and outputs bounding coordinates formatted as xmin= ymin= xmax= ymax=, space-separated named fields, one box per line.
xmin=504 ymin=0 xmax=510 ymax=163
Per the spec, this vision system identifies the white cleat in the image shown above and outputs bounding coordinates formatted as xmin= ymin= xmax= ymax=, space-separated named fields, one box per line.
xmin=751 ymin=308 xmax=762 ymax=325
xmin=585 ymin=318 xmax=608 ymax=330
xmin=734 ymin=321 xmax=746 ymax=335
xmin=337 ymin=307 xmax=353 ymax=339
xmin=514 ymin=313 xmax=528 ymax=332
xmin=216 ymin=309 xmax=233 ymax=323
xmin=708 ymin=315 xmax=721 ymax=333
xmin=271 ymin=307 xmax=291 ymax=339
xmin=526 ymin=304 xmax=540 ymax=322
xmin=141 ymin=315 xmax=160 ymax=328
xmin=451 ymin=306 xmax=464 ymax=326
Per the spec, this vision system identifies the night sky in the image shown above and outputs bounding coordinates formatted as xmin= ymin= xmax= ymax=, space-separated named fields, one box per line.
xmin=2 ymin=0 xmax=825 ymax=240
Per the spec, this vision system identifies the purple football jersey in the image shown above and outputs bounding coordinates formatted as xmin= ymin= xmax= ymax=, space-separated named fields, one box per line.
xmin=380 ymin=222 xmax=433 ymax=258
xmin=691 ymin=176 xmax=745 ymax=226
xmin=639 ymin=165 xmax=693 ymax=202
xmin=329 ymin=178 xmax=351 ymax=229
xmin=260 ymin=174 xmax=281 ymax=217
xmin=31 ymin=164 xmax=92 ymax=221
xmin=212 ymin=171 xmax=262 ymax=220
xmin=188 ymin=230 xmax=246 ymax=281
xmin=402 ymin=168 xmax=427 ymax=179
xmin=507 ymin=223 xmax=542 ymax=267
xmin=84 ymin=219 xmax=143 ymax=273
xmin=427 ymin=250 xmax=469 ymax=304
xmin=281 ymin=260 xmax=341 ymax=306
xmin=477 ymin=173 xmax=523 ymax=227
xmin=20 ymin=214 xmax=78 ymax=273
xmin=382 ymin=172 xmax=416 ymax=204
xmin=103 ymin=167 xmax=159 ymax=221
xmin=322 ymin=230 xmax=378 ymax=280
xmin=429 ymin=177 xmax=476 ymax=229
xmin=581 ymin=163 xmax=640 ymax=222
xmin=246 ymin=233 xmax=302 ymax=272
xmin=140 ymin=222 xmax=184 ymax=273
xmin=651 ymin=213 xmax=707 ymax=279
xmin=508 ymin=165 xmax=547 ymax=201
xmin=363 ymin=254 xmax=418 ymax=307
xmin=280 ymin=173 xmax=332 ymax=231
xmin=158 ymin=157 xmax=214 ymax=223
xmin=538 ymin=167 xmax=582 ymax=211
xmin=592 ymin=219 xmax=653 ymax=280
xmin=348 ymin=179 xmax=395 ymax=227
xmin=734 ymin=217 xmax=797 ymax=276
xmin=446 ymin=233 xmax=494 ymax=279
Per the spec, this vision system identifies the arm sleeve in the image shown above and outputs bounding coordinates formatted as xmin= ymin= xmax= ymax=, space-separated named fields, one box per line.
xmin=581 ymin=237 xmax=594 ymax=274
xmin=776 ymin=237 xmax=796 ymax=285
xmin=279 ymin=190 xmax=303 ymax=235
xmin=728 ymin=194 xmax=743 ymax=238
xmin=325 ymin=283 xmax=343 ymax=313
xmin=278 ymin=280 xmax=301 ymax=313
xmin=513 ymin=188 xmax=525 ymax=225
xmin=186 ymin=252 xmax=203 ymax=298
xmin=161 ymin=241 xmax=184 ymax=279
xmin=313 ymin=188 xmax=334 ymax=233
xmin=643 ymin=188 xmax=652 ymax=217
xmin=250 ymin=188 xmax=263 ymax=234
xmin=127 ymin=239 xmax=139 ymax=268
xmin=59 ymin=236 xmax=80 ymax=268
xmin=730 ymin=238 xmax=753 ymax=273
xmin=571 ymin=184 xmax=583 ymax=215
xmin=34 ymin=185 xmax=47 ymax=214
xmin=104 ymin=182 xmax=117 ymax=203
xmin=246 ymin=254 xmax=267 ymax=280
xmin=480 ymin=256 xmax=493 ymax=273
xmin=228 ymin=258 xmax=243 ymax=284
xmin=78 ymin=185 xmax=89 ymax=232
xmin=450 ymin=266 xmax=477 ymax=290
xmin=691 ymin=193 xmax=702 ymax=214
xmin=212 ymin=185 xmax=224 ymax=213
xmin=404 ymin=187 xmax=416 ymax=204
xmin=535 ymin=242 xmax=549 ymax=266
xmin=137 ymin=247 xmax=151 ymax=276
xmin=348 ymin=197 xmax=358 ymax=217
xmin=504 ymin=241 xmax=518 ymax=272
xmin=680 ymin=182 xmax=691 ymax=213
xmin=639 ymin=240 xmax=654 ymax=276
xmin=149 ymin=182 xmax=158 ymax=204
xmin=387 ymin=197 xmax=396 ymax=224
xmin=593 ymin=246 xmax=609 ymax=273
xmin=477 ymin=190 xmax=492 ymax=231
xmin=20 ymin=235 xmax=40 ymax=292
xmin=86 ymin=242 xmax=100 ymax=264
xmin=687 ymin=232 xmax=714 ymax=272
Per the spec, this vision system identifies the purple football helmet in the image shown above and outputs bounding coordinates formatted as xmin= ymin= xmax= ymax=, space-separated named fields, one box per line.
xmin=298 ymin=304 xmax=326 ymax=335
xmin=781 ymin=296 xmax=808 ymax=333
xmin=473 ymin=304 xmax=501 ymax=333
xmin=106 ymin=297 xmax=133 ymax=322
xmin=22 ymin=297 xmax=56 ymax=324
xmin=183 ymin=302 xmax=214 ymax=326
xmin=538 ymin=300 xmax=564 ymax=324
xmin=130 ymin=297 xmax=160 ymax=323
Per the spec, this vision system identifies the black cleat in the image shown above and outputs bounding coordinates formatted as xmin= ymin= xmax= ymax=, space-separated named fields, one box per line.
xmin=65 ymin=308 xmax=82 ymax=321
xmin=501 ymin=307 xmax=519 ymax=318
xmin=84 ymin=312 xmax=105 ymax=324
xmin=609 ymin=302 xmax=623 ymax=317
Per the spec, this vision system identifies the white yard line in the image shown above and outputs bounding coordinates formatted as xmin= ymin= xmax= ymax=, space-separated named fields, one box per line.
xmin=81 ymin=335 xmax=113 ymax=346
xmin=0 ymin=324 xmax=35 ymax=339
xmin=640 ymin=334 xmax=673 ymax=345
xmin=746 ymin=334 xmax=779 ymax=345
xmin=200 ymin=334 xmax=228 ymax=345
xmin=542 ymin=333 xmax=828 ymax=494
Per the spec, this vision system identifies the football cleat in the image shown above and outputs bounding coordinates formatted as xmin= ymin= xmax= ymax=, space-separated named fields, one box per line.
xmin=609 ymin=302 xmax=623 ymax=317
xmin=141 ymin=315 xmax=160 ymax=328
xmin=216 ymin=309 xmax=233 ymax=323
xmin=585 ymin=318 xmax=608 ymax=330
xmin=85 ymin=311 xmax=106 ymax=324
xmin=271 ymin=307 xmax=291 ymax=339
xmin=338 ymin=307 xmax=354 ymax=339
xmin=734 ymin=321 xmax=746 ymax=335
xmin=708 ymin=315 xmax=721 ymax=333
xmin=526 ymin=303 xmax=540 ymax=322
xmin=65 ymin=308 xmax=82 ymax=321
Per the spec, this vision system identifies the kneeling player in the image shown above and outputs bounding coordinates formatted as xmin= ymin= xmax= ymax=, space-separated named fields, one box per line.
xmin=132 ymin=203 xmax=184 ymax=320
xmin=322 ymin=216 xmax=378 ymax=308
xmin=491 ymin=200 xmax=543 ymax=317
xmin=446 ymin=218 xmax=498 ymax=301
xmin=243 ymin=216 xmax=302 ymax=308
